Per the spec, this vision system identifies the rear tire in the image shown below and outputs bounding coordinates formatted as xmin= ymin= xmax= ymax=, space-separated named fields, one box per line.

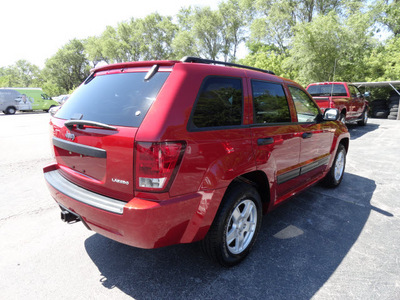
xmin=201 ymin=182 xmax=262 ymax=267
xmin=5 ymin=107 xmax=16 ymax=115
xmin=322 ymin=144 xmax=346 ymax=188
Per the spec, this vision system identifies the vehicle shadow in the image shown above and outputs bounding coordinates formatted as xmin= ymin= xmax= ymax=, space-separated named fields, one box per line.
xmin=347 ymin=122 xmax=379 ymax=140
xmin=84 ymin=172 xmax=385 ymax=299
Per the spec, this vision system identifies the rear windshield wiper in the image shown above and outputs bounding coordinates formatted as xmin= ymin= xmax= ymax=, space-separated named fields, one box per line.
xmin=64 ymin=120 xmax=118 ymax=130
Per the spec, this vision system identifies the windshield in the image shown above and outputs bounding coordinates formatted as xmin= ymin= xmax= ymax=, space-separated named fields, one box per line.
xmin=55 ymin=71 xmax=170 ymax=127
xmin=307 ymin=84 xmax=347 ymax=97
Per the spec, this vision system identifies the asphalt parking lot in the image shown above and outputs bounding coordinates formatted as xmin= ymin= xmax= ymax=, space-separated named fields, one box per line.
xmin=0 ymin=112 xmax=399 ymax=299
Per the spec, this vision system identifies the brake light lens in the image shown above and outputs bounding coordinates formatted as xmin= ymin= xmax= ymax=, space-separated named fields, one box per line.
xmin=135 ymin=141 xmax=186 ymax=192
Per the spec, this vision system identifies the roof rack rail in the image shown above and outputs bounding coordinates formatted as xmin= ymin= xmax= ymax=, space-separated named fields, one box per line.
xmin=181 ymin=56 xmax=275 ymax=75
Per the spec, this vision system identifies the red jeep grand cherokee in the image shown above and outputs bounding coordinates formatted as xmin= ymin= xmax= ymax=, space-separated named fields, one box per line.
xmin=44 ymin=57 xmax=349 ymax=266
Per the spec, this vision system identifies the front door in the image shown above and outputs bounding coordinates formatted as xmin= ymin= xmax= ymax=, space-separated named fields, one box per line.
xmin=288 ymin=86 xmax=334 ymax=184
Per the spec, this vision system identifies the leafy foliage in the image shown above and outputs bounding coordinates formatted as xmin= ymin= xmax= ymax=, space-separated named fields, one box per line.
xmin=375 ymin=0 xmax=400 ymax=36
xmin=42 ymin=39 xmax=90 ymax=93
xmin=288 ymin=10 xmax=375 ymax=85
xmin=0 ymin=0 xmax=398 ymax=97
xmin=0 ymin=60 xmax=41 ymax=88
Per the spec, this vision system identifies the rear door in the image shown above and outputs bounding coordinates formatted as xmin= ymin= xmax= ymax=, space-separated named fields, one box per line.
xmin=249 ymin=80 xmax=301 ymax=201
xmin=52 ymin=68 xmax=171 ymax=201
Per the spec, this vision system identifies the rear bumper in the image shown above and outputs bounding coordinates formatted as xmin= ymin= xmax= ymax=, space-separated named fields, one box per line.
xmin=43 ymin=165 xmax=224 ymax=249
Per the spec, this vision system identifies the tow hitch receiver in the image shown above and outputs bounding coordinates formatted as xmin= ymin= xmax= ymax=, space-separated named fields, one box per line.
xmin=60 ymin=208 xmax=80 ymax=224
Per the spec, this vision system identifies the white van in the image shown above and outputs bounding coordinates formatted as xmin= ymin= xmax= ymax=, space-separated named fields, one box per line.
xmin=0 ymin=88 xmax=59 ymax=114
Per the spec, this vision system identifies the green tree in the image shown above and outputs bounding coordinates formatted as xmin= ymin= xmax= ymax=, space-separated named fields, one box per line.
xmin=250 ymin=0 xmax=347 ymax=53
xmin=175 ymin=5 xmax=244 ymax=61
xmin=240 ymin=42 xmax=295 ymax=78
xmin=13 ymin=60 xmax=41 ymax=87
xmin=89 ymin=13 xmax=177 ymax=63
xmin=171 ymin=30 xmax=200 ymax=59
xmin=218 ymin=0 xmax=252 ymax=61
xmin=192 ymin=6 xmax=224 ymax=60
xmin=364 ymin=36 xmax=400 ymax=81
xmin=43 ymin=39 xmax=90 ymax=92
xmin=287 ymin=11 xmax=374 ymax=85
xmin=85 ymin=36 xmax=109 ymax=67
xmin=375 ymin=0 xmax=400 ymax=36
xmin=99 ymin=26 xmax=127 ymax=63
xmin=117 ymin=20 xmax=143 ymax=62
xmin=0 ymin=60 xmax=41 ymax=87
xmin=139 ymin=13 xmax=178 ymax=60
xmin=172 ymin=7 xmax=201 ymax=59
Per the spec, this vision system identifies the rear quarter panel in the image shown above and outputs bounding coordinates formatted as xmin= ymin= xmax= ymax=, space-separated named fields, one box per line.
xmin=136 ymin=64 xmax=257 ymax=197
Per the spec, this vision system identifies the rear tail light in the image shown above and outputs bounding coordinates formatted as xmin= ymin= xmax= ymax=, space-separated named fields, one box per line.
xmin=135 ymin=141 xmax=186 ymax=192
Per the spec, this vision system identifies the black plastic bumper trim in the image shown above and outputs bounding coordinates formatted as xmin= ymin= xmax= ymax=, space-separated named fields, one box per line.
xmin=53 ymin=137 xmax=107 ymax=158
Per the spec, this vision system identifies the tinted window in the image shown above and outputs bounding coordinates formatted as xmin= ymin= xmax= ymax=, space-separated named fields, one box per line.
xmin=55 ymin=72 xmax=170 ymax=127
xmin=252 ymin=81 xmax=291 ymax=124
xmin=348 ymin=85 xmax=358 ymax=97
xmin=307 ymin=84 xmax=347 ymax=96
xmin=191 ymin=77 xmax=242 ymax=128
xmin=289 ymin=86 xmax=320 ymax=123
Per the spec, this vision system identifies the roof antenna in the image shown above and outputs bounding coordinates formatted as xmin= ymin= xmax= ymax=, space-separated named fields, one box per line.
xmin=330 ymin=59 xmax=338 ymax=97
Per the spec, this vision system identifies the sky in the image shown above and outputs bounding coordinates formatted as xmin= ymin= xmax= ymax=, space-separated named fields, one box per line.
xmin=0 ymin=0 xmax=220 ymax=68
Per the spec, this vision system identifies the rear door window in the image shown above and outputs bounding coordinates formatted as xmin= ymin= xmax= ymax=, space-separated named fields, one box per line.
xmin=190 ymin=76 xmax=243 ymax=129
xmin=55 ymin=72 xmax=170 ymax=127
xmin=251 ymin=80 xmax=291 ymax=124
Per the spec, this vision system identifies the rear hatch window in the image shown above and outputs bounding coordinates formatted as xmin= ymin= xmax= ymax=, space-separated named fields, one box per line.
xmin=52 ymin=69 xmax=170 ymax=201
xmin=55 ymin=71 xmax=170 ymax=127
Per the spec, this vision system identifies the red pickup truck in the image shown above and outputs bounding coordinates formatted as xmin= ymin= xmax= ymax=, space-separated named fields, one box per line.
xmin=306 ymin=82 xmax=369 ymax=125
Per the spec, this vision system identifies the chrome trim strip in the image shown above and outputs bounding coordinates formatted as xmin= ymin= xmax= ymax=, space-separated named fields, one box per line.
xmin=45 ymin=170 xmax=125 ymax=214
xmin=277 ymin=156 xmax=330 ymax=184
xmin=277 ymin=169 xmax=300 ymax=185
xmin=301 ymin=156 xmax=330 ymax=175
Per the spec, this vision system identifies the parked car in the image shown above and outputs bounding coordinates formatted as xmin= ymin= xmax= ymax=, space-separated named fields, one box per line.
xmin=43 ymin=57 xmax=350 ymax=266
xmin=53 ymin=94 xmax=70 ymax=105
xmin=0 ymin=88 xmax=59 ymax=114
xmin=49 ymin=95 xmax=70 ymax=116
xmin=306 ymin=82 xmax=369 ymax=125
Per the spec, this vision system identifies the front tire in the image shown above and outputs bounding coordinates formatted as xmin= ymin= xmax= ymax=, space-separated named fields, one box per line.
xmin=201 ymin=182 xmax=262 ymax=267
xmin=339 ymin=113 xmax=346 ymax=124
xmin=357 ymin=109 xmax=368 ymax=126
xmin=322 ymin=144 xmax=346 ymax=188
